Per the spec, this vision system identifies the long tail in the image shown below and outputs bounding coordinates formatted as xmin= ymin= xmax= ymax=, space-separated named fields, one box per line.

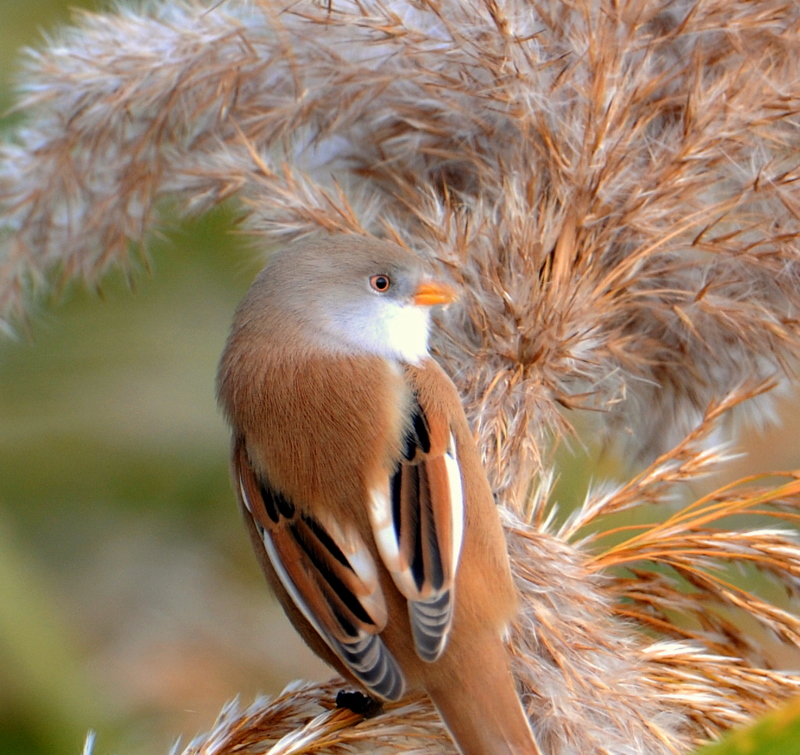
xmin=426 ymin=637 xmax=542 ymax=755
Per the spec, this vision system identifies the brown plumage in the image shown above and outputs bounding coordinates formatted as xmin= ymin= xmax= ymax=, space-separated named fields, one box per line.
xmin=217 ymin=235 xmax=540 ymax=755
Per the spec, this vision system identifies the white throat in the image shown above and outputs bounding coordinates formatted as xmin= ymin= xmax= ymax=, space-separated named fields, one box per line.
xmin=324 ymin=301 xmax=431 ymax=365
xmin=380 ymin=302 xmax=431 ymax=364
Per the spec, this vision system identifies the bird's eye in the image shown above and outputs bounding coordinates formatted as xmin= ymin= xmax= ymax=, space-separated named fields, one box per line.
xmin=370 ymin=274 xmax=391 ymax=293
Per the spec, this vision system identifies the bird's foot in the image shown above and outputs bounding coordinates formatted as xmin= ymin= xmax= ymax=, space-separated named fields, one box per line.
xmin=335 ymin=689 xmax=383 ymax=718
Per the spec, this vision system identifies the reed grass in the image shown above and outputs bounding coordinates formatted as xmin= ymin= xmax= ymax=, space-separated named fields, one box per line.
xmin=4 ymin=1 xmax=800 ymax=752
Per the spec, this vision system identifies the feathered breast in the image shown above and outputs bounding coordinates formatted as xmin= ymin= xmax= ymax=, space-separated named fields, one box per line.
xmin=219 ymin=344 xmax=411 ymax=519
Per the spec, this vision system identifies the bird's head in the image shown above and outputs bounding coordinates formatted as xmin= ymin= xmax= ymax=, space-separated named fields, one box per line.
xmin=240 ymin=236 xmax=457 ymax=364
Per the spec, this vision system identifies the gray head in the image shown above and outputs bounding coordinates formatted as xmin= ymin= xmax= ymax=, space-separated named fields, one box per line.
xmin=237 ymin=235 xmax=456 ymax=364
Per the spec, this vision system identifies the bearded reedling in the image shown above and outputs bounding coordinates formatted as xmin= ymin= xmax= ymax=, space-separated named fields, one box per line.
xmin=217 ymin=235 xmax=541 ymax=755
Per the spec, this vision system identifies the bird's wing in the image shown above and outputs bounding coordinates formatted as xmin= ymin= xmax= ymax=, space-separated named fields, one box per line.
xmin=369 ymin=392 xmax=465 ymax=662
xmin=235 ymin=441 xmax=405 ymax=700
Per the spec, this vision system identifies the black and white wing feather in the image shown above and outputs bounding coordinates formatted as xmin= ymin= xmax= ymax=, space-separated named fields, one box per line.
xmin=369 ymin=396 xmax=465 ymax=662
xmin=235 ymin=442 xmax=405 ymax=700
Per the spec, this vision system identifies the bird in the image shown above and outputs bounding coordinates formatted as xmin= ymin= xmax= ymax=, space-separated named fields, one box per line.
xmin=217 ymin=235 xmax=541 ymax=755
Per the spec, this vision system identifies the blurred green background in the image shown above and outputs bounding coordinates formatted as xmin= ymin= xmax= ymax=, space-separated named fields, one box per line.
xmin=4 ymin=3 xmax=800 ymax=755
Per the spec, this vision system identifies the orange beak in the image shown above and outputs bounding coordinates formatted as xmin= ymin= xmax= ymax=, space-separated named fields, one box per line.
xmin=413 ymin=280 xmax=458 ymax=307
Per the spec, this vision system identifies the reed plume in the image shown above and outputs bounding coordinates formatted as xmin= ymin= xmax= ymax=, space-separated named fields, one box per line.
xmin=5 ymin=0 xmax=800 ymax=752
